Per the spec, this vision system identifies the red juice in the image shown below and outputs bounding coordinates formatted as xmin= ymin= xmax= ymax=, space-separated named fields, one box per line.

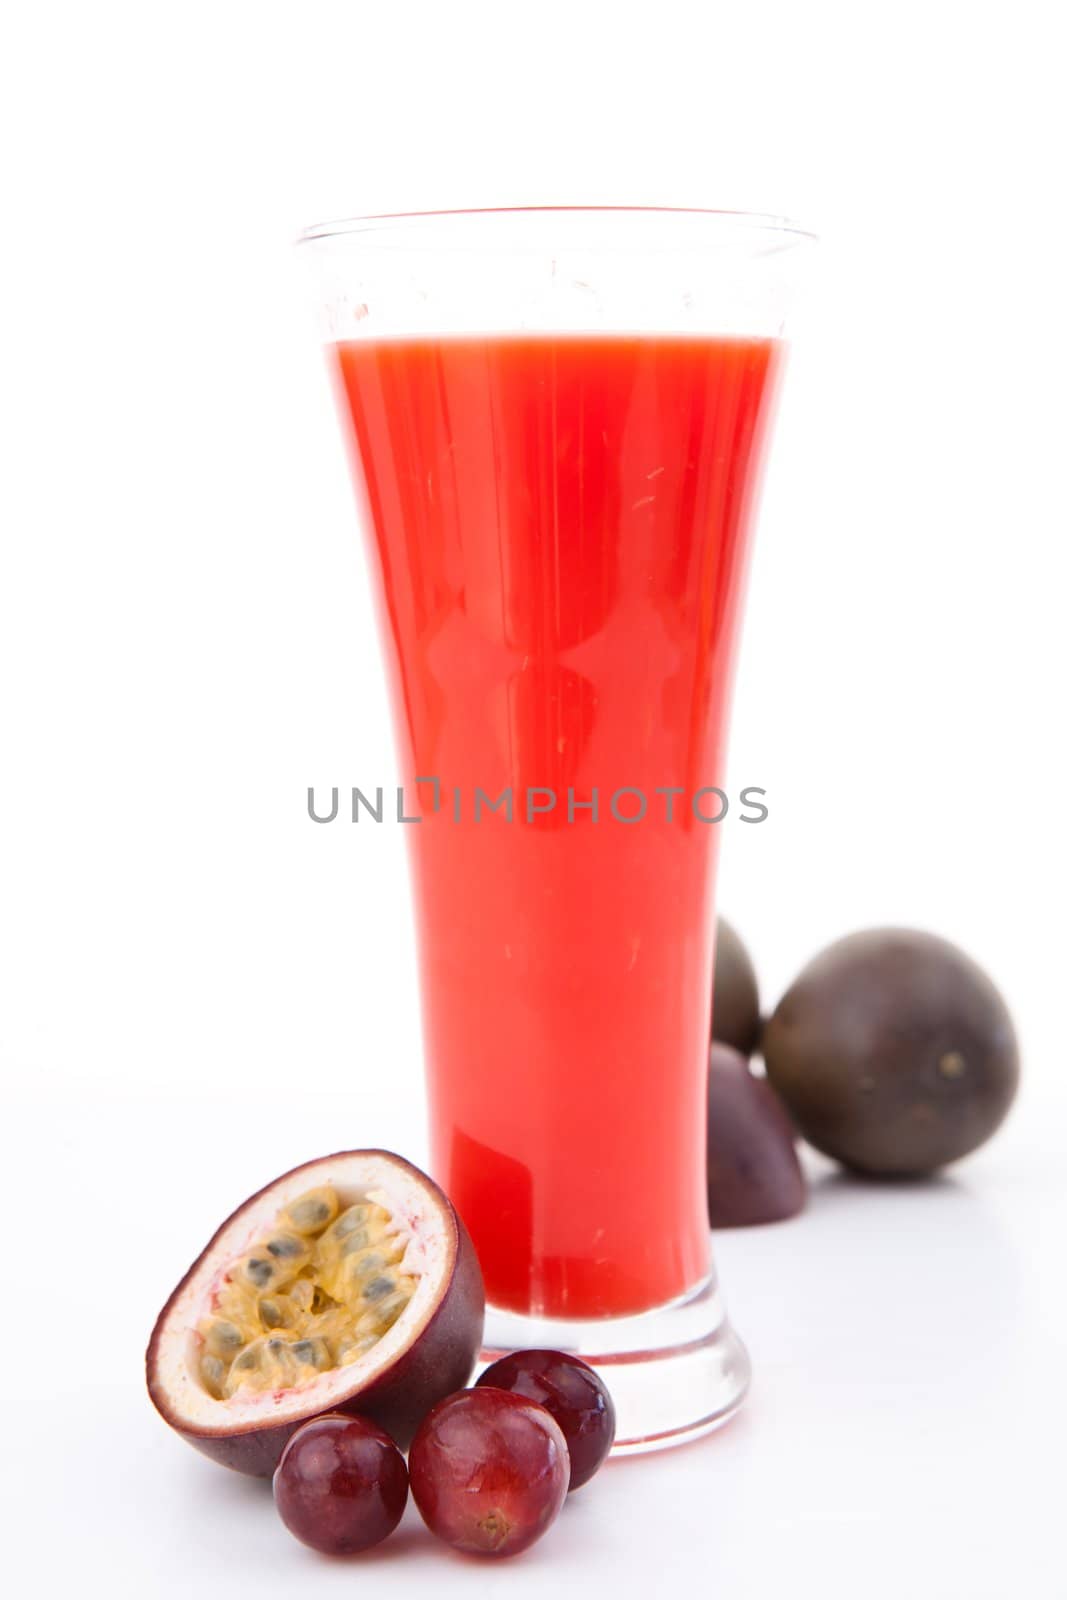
xmin=333 ymin=335 xmax=780 ymax=1319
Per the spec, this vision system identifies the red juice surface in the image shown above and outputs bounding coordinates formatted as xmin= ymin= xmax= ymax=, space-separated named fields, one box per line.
xmin=334 ymin=335 xmax=780 ymax=1318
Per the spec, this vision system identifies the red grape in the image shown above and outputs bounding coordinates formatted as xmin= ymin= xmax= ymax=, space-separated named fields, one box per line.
xmin=409 ymin=1387 xmax=568 ymax=1557
xmin=272 ymin=1413 xmax=407 ymax=1555
xmin=476 ymin=1349 xmax=615 ymax=1489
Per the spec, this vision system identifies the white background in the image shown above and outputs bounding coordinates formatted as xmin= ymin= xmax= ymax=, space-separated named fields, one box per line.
xmin=2 ymin=2 xmax=1065 ymax=1595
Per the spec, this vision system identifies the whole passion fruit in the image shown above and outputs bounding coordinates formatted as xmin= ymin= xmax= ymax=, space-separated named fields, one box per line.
xmin=712 ymin=918 xmax=761 ymax=1056
xmin=146 ymin=1150 xmax=485 ymax=1476
xmin=763 ymin=929 xmax=1020 ymax=1176
xmin=707 ymin=1043 xmax=807 ymax=1226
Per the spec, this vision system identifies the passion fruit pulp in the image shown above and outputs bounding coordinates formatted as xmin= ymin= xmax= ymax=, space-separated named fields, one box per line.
xmin=146 ymin=1150 xmax=485 ymax=1476
xmin=194 ymin=1185 xmax=418 ymax=1402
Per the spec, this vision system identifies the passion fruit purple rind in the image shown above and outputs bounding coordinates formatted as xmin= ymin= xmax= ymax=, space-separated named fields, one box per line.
xmin=763 ymin=929 xmax=1020 ymax=1175
xmin=146 ymin=1150 xmax=485 ymax=1476
xmin=712 ymin=918 xmax=762 ymax=1057
xmin=707 ymin=1043 xmax=807 ymax=1226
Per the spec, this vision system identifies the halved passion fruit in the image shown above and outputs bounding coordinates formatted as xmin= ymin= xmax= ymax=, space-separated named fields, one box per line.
xmin=146 ymin=1150 xmax=485 ymax=1476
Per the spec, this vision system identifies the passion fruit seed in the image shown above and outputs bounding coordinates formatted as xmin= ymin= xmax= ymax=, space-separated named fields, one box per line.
xmin=290 ymin=1338 xmax=332 ymax=1370
xmin=199 ymin=1353 xmax=227 ymax=1399
xmin=333 ymin=1203 xmax=391 ymax=1239
xmin=195 ymin=1185 xmax=418 ymax=1402
xmin=332 ymin=1240 xmax=400 ymax=1287
xmin=266 ymin=1233 xmax=309 ymax=1263
xmin=355 ymin=1282 xmax=416 ymax=1337
xmin=282 ymin=1187 xmax=341 ymax=1235
xmin=258 ymin=1299 xmax=287 ymax=1330
xmin=228 ymin=1342 xmax=263 ymax=1375
xmin=201 ymin=1318 xmax=244 ymax=1357
xmin=224 ymin=1335 xmax=337 ymax=1399
xmin=273 ymin=1413 xmax=409 ymax=1556
xmin=242 ymin=1256 xmax=276 ymax=1290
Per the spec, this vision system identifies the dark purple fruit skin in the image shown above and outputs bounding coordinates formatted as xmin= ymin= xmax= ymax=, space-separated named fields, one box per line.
xmin=476 ymin=1350 xmax=615 ymax=1489
xmin=145 ymin=1150 xmax=485 ymax=1476
xmin=713 ymin=919 xmax=761 ymax=1056
xmin=409 ymin=1387 xmax=569 ymax=1558
xmin=273 ymin=1414 xmax=408 ymax=1555
xmin=707 ymin=1043 xmax=807 ymax=1226
xmin=763 ymin=929 xmax=1020 ymax=1176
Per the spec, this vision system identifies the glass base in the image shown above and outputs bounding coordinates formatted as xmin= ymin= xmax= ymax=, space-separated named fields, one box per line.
xmin=480 ymin=1272 xmax=751 ymax=1456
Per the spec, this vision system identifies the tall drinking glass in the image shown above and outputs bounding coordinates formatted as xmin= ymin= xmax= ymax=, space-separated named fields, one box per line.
xmin=300 ymin=208 xmax=813 ymax=1451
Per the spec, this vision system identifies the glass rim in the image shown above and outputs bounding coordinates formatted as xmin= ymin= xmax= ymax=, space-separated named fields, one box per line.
xmin=297 ymin=205 xmax=817 ymax=252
